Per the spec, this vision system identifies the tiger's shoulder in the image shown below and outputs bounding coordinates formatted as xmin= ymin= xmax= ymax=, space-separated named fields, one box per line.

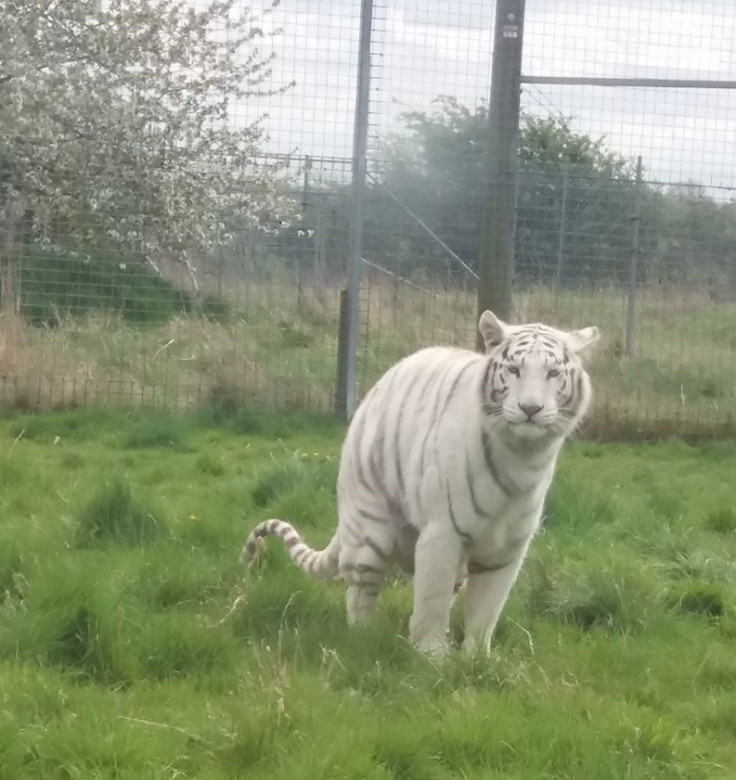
xmin=365 ymin=345 xmax=485 ymax=396
xmin=388 ymin=345 xmax=484 ymax=373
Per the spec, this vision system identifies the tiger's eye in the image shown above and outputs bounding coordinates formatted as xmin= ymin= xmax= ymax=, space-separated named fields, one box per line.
xmin=547 ymin=368 xmax=561 ymax=379
xmin=507 ymin=365 xmax=521 ymax=377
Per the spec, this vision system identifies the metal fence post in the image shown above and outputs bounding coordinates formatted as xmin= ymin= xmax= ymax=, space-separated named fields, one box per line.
xmin=555 ymin=170 xmax=569 ymax=292
xmin=625 ymin=156 xmax=643 ymax=356
xmin=476 ymin=0 xmax=526 ymax=344
xmin=336 ymin=0 xmax=373 ymax=418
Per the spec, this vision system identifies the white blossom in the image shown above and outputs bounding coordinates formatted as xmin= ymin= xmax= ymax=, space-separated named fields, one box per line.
xmin=0 ymin=0 xmax=297 ymax=285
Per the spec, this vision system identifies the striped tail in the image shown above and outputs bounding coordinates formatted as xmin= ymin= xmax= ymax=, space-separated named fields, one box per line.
xmin=240 ymin=518 xmax=339 ymax=579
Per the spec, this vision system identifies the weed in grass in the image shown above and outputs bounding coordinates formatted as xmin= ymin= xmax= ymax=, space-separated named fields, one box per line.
xmin=75 ymin=476 xmax=164 ymax=546
xmin=557 ymin=582 xmax=642 ymax=632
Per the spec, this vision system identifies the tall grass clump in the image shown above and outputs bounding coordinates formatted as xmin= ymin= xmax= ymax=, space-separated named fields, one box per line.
xmin=74 ymin=476 xmax=164 ymax=546
xmin=250 ymin=456 xmax=337 ymax=509
xmin=665 ymin=581 xmax=727 ymax=619
xmin=0 ymin=556 xmax=134 ymax=683
xmin=705 ymin=506 xmax=736 ymax=534
xmin=527 ymin=556 xmax=660 ymax=635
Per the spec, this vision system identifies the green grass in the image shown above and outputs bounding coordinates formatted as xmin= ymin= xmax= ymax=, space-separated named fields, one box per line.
xmin=1 ymin=407 xmax=736 ymax=778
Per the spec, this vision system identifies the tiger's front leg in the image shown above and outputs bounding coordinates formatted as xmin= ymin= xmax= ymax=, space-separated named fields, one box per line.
xmin=409 ymin=525 xmax=465 ymax=655
xmin=461 ymin=549 xmax=529 ymax=654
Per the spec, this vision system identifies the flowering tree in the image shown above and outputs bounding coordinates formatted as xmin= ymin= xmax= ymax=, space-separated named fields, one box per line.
xmin=0 ymin=0 xmax=295 ymax=305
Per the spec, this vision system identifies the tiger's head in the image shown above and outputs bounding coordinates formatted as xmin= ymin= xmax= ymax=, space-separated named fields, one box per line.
xmin=478 ymin=310 xmax=599 ymax=441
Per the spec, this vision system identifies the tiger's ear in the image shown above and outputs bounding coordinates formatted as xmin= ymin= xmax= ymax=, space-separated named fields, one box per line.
xmin=567 ymin=326 xmax=600 ymax=354
xmin=478 ymin=310 xmax=508 ymax=351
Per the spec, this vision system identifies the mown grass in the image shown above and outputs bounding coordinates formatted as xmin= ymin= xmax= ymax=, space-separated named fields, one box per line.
xmin=1 ymin=407 xmax=736 ymax=778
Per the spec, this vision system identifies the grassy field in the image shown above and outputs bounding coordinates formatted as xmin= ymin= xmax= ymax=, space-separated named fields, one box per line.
xmin=1 ymin=268 xmax=736 ymax=437
xmin=1 ymin=407 xmax=736 ymax=778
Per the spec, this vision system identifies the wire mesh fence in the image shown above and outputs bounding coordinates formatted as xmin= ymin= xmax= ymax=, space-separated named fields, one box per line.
xmin=1 ymin=0 xmax=735 ymax=436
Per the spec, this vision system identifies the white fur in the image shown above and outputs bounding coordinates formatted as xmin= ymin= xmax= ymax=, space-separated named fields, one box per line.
xmin=242 ymin=310 xmax=599 ymax=655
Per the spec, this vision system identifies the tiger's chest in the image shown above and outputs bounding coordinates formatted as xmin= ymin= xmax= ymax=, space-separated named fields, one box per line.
xmin=415 ymin=441 xmax=553 ymax=543
xmin=459 ymin=460 xmax=551 ymax=549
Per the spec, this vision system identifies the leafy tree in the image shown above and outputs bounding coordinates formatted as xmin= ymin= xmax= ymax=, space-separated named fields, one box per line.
xmin=519 ymin=114 xmax=630 ymax=176
xmin=367 ymin=99 xmax=736 ymax=293
xmin=517 ymin=115 xmax=636 ymax=287
xmin=368 ymin=97 xmax=638 ymax=286
xmin=0 ymin=0 xmax=295 ymax=309
xmin=373 ymin=98 xmax=491 ymax=279
xmin=641 ymin=183 xmax=736 ymax=292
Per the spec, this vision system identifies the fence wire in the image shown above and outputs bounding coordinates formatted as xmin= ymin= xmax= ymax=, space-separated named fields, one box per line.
xmin=1 ymin=0 xmax=735 ymax=437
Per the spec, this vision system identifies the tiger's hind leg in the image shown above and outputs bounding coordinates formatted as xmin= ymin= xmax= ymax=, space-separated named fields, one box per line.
xmin=339 ymin=537 xmax=392 ymax=626
xmin=345 ymin=578 xmax=383 ymax=626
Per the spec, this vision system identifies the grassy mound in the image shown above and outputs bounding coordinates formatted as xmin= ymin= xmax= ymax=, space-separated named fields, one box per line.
xmin=19 ymin=245 xmax=228 ymax=326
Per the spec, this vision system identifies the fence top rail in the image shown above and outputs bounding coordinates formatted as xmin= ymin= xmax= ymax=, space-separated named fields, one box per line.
xmin=521 ymin=75 xmax=736 ymax=90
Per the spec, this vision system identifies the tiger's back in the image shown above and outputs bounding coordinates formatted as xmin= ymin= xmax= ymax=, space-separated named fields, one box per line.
xmin=339 ymin=346 xmax=485 ymax=533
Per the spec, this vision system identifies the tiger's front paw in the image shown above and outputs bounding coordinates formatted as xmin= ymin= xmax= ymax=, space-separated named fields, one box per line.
xmin=460 ymin=632 xmax=492 ymax=656
xmin=411 ymin=630 xmax=452 ymax=657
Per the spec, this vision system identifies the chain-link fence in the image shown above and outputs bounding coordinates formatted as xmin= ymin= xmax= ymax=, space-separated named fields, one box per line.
xmin=2 ymin=0 xmax=735 ymax=437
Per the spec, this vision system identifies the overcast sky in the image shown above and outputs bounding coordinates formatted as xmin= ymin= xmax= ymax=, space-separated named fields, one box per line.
xmin=242 ymin=0 xmax=736 ymax=189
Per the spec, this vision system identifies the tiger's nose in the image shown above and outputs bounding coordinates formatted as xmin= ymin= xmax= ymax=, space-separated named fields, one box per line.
xmin=518 ymin=402 xmax=543 ymax=420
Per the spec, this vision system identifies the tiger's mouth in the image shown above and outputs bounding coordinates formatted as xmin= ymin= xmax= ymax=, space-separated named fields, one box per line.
xmin=513 ymin=420 xmax=549 ymax=435
xmin=506 ymin=412 xmax=558 ymax=436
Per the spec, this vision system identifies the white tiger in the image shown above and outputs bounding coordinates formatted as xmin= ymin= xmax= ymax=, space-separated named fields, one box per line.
xmin=241 ymin=310 xmax=599 ymax=654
